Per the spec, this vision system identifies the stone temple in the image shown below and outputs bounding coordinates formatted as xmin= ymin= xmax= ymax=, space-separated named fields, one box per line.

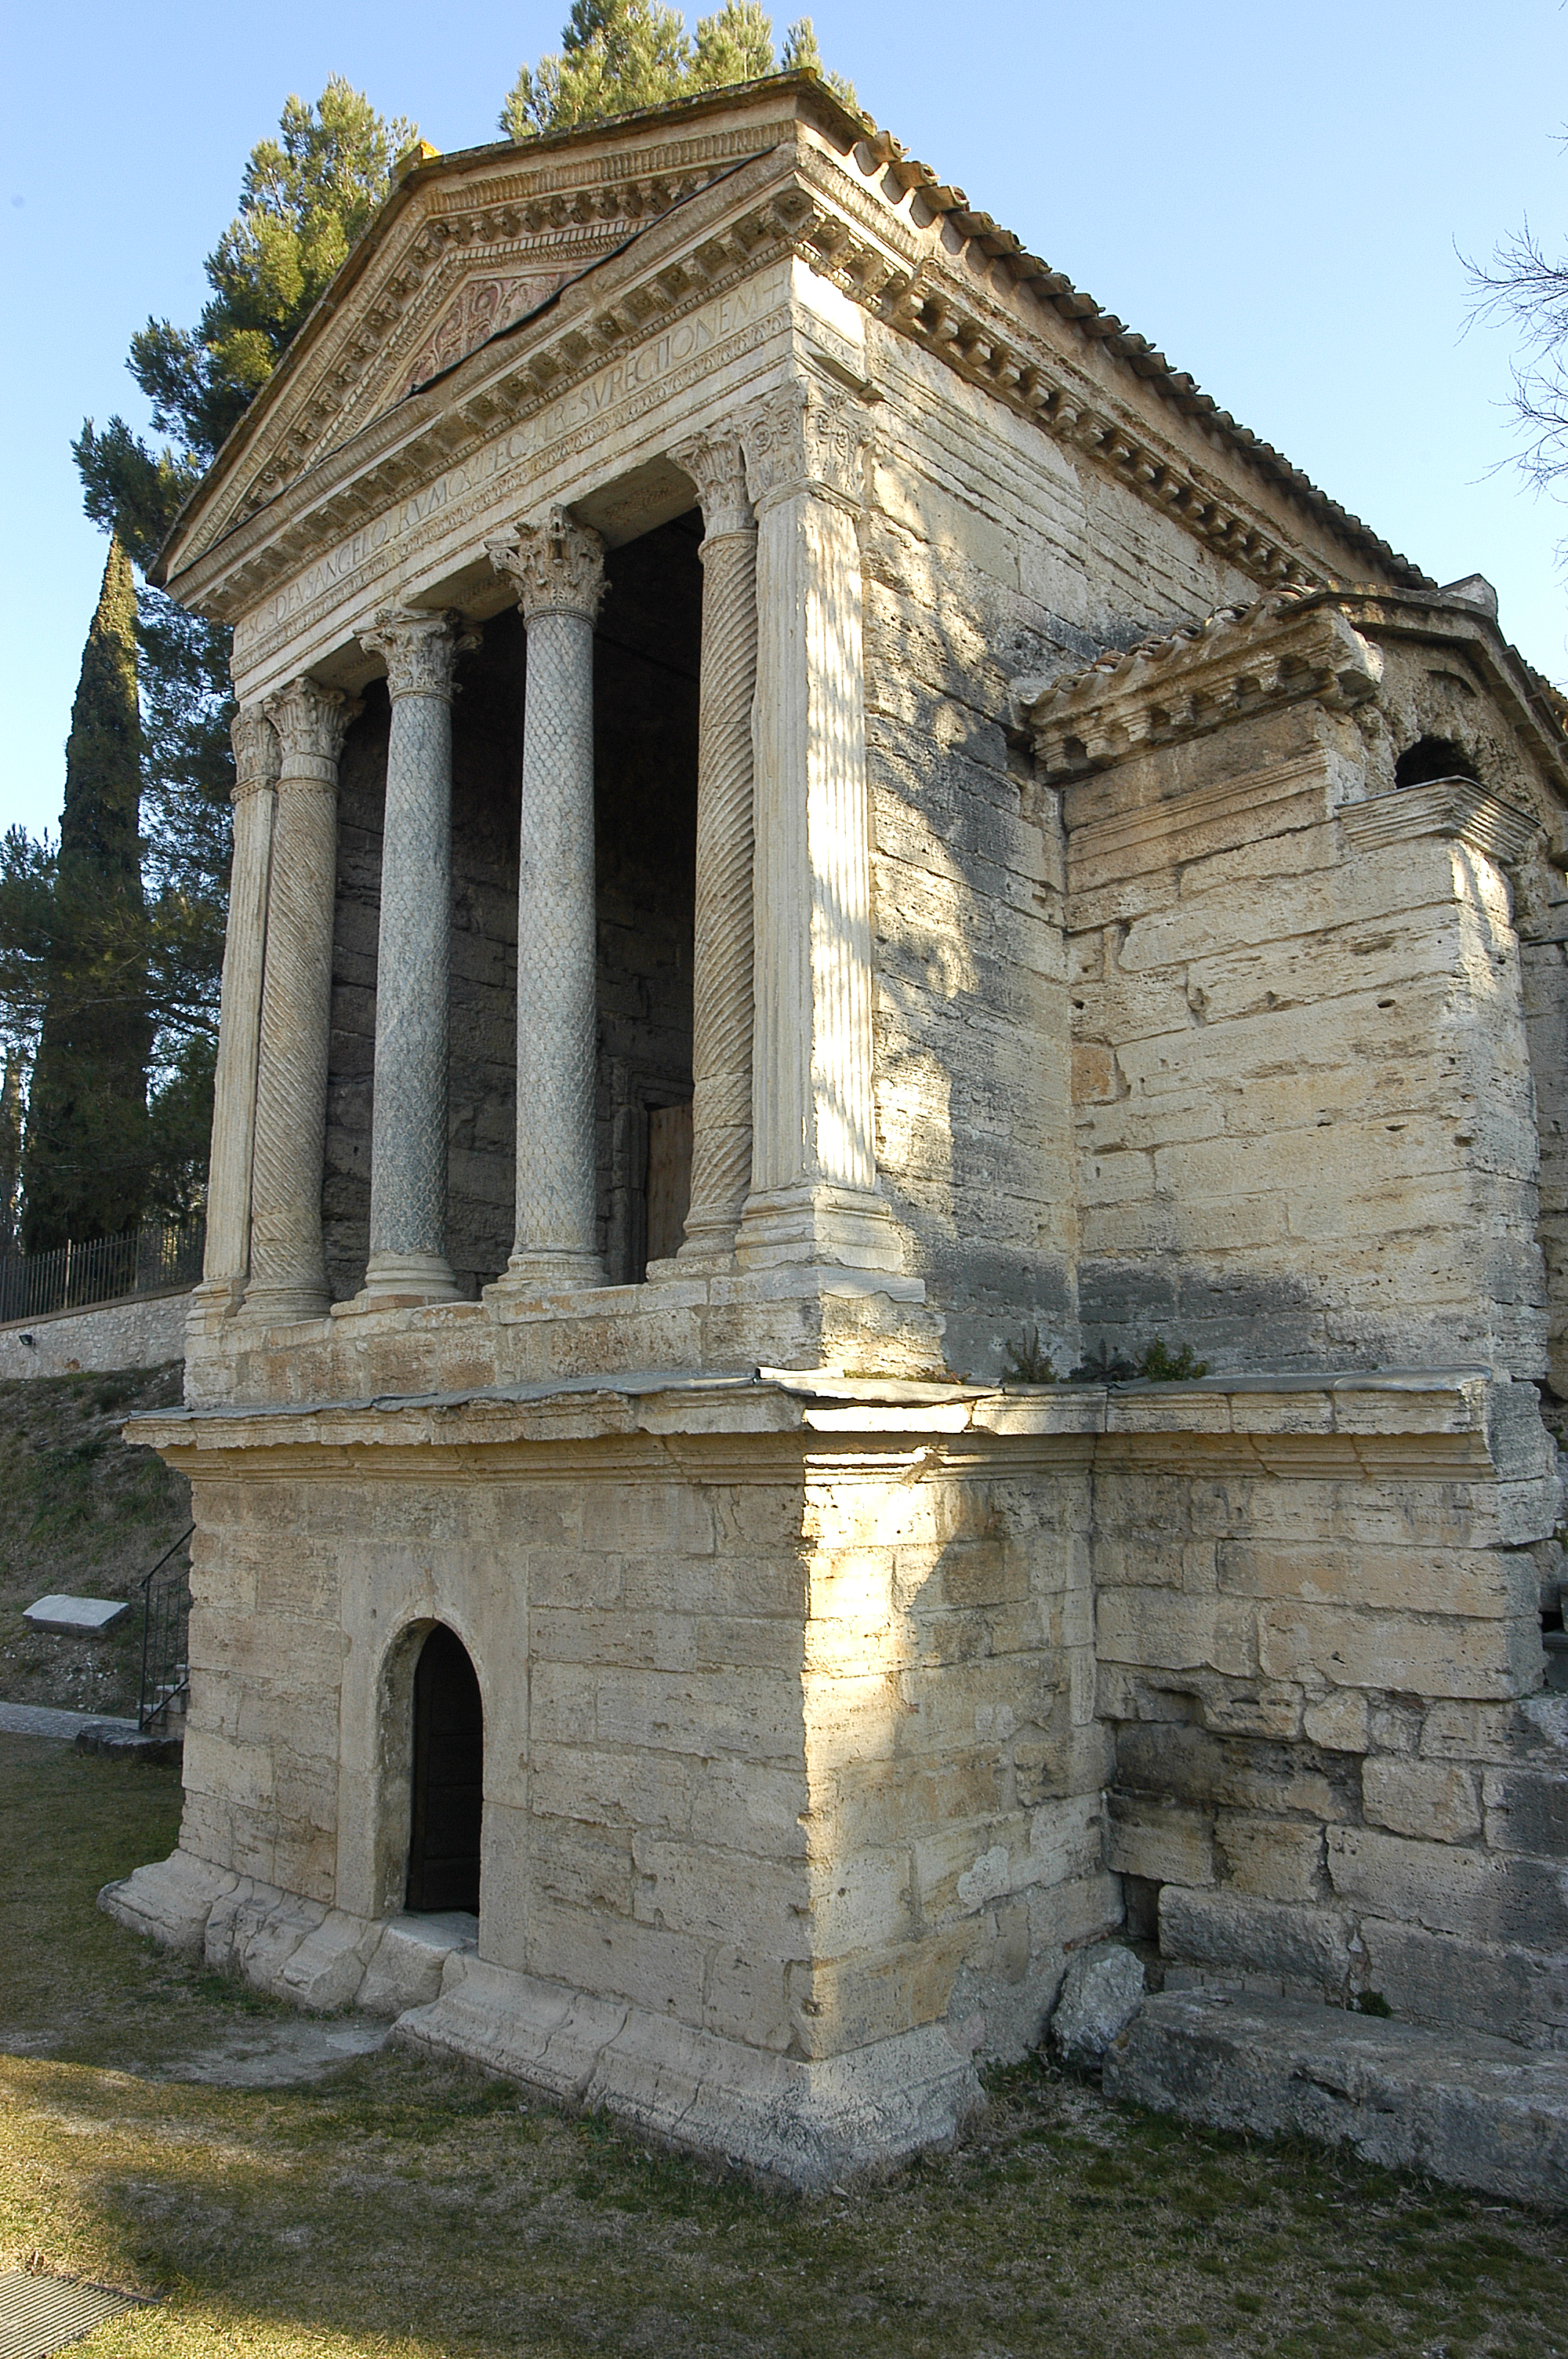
xmin=107 ymin=73 xmax=1568 ymax=2185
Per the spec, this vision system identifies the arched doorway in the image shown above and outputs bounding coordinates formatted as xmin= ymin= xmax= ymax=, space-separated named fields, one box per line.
xmin=405 ymin=1624 xmax=483 ymax=1915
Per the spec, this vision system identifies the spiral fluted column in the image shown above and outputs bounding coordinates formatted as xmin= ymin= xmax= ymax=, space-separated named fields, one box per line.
xmin=243 ymin=678 xmax=357 ymax=1325
xmin=487 ymin=508 xmax=607 ymax=1291
xmin=194 ymin=703 xmax=278 ymax=1319
xmin=658 ymin=424 xmax=759 ymax=1276
xmin=734 ymin=377 xmax=903 ymax=1274
xmin=352 ymin=608 xmax=473 ymax=1307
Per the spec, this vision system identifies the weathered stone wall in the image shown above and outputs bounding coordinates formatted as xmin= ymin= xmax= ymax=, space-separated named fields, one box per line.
xmin=1094 ymin=1377 xmax=1568 ymax=2048
xmin=860 ymin=331 xmax=1263 ymax=1379
xmin=165 ymin=1392 xmax=1116 ymax=2064
xmin=0 ymin=1289 xmax=191 ymax=1377
xmin=1064 ymin=691 xmax=1548 ymax=1377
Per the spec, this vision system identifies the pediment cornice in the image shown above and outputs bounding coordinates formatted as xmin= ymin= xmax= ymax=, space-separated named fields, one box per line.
xmin=161 ymin=80 xmax=1448 ymax=634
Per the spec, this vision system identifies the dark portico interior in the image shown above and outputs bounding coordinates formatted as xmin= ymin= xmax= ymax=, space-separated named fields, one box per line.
xmin=324 ymin=510 xmax=702 ymax=1300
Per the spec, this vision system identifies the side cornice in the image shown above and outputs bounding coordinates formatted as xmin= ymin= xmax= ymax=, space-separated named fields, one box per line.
xmin=158 ymin=78 xmax=1441 ymax=625
xmin=1011 ymin=587 xmax=1568 ymax=807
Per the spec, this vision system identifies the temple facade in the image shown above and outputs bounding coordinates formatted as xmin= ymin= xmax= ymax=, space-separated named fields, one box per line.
xmin=106 ymin=75 xmax=1568 ymax=2183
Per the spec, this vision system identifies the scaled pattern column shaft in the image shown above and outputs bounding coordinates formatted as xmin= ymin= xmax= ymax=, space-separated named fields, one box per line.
xmin=666 ymin=423 xmax=758 ymax=1274
xmin=244 ymin=679 xmax=358 ymax=1325
xmin=488 ymin=509 xmax=608 ymax=1289
xmin=195 ymin=703 xmax=278 ymax=1318
xmin=356 ymin=608 xmax=473 ymax=1306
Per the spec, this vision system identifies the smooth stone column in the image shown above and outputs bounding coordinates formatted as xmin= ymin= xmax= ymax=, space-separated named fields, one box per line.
xmin=735 ymin=378 xmax=903 ymax=1273
xmin=486 ymin=507 xmax=608 ymax=1291
xmin=351 ymin=608 xmax=474 ymax=1308
xmin=244 ymin=678 xmax=358 ymax=1325
xmin=193 ymin=703 xmax=278 ymax=1320
xmin=659 ymin=424 xmax=759 ymax=1276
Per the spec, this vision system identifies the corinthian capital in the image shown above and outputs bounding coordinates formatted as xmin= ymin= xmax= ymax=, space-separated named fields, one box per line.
xmin=738 ymin=379 xmax=871 ymax=514
xmin=230 ymin=703 xmax=281 ymax=803
xmin=263 ymin=678 xmax=360 ymax=780
xmin=670 ymin=424 xmax=755 ymax=540
xmin=360 ymin=607 xmax=477 ymax=701
xmin=488 ymin=507 xmax=606 ymax=625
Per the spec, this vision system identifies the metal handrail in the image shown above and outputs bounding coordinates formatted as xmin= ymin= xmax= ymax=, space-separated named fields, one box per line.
xmin=137 ymin=1522 xmax=195 ymax=1736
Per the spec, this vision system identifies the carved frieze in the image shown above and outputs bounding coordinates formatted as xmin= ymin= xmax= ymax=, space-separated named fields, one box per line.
xmin=488 ymin=508 xmax=606 ymax=624
xmin=405 ymin=273 xmax=568 ymax=395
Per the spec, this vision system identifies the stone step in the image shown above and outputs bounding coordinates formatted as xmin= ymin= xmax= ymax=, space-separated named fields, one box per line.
xmin=1103 ymin=1988 xmax=1568 ymax=2206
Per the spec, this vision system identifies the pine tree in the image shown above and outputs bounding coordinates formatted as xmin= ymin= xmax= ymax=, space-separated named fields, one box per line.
xmin=19 ymin=536 xmax=152 ymax=1250
xmin=501 ymin=3 xmax=853 ymax=139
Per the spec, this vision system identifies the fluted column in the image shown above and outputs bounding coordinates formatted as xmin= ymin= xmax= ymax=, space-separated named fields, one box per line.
xmin=194 ymin=703 xmax=279 ymax=1318
xmin=735 ymin=378 xmax=902 ymax=1273
xmin=351 ymin=609 xmax=473 ymax=1308
xmin=486 ymin=507 xmax=608 ymax=1291
xmin=243 ymin=678 xmax=358 ymax=1325
xmin=661 ymin=423 xmax=757 ymax=1274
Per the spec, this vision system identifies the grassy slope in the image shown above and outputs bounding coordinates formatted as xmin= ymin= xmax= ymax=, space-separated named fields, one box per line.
xmin=0 ymin=1365 xmax=191 ymax=1717
xmin=0 ymin=1734 xmax=1563 ymax=2359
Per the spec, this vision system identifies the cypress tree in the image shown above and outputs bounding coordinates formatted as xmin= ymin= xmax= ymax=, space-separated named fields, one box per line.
xmin=20 ymin=535 xmax=152 ymax=1250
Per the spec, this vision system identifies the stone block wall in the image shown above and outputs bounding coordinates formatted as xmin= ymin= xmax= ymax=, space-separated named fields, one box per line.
xmin=162 ymin=1391 xmax=1118 ymax=2066
xmin=860 ymin=331 xmax=1265 ymax=1379
xmin=1091 ymin=1376 xmax=1568 ymax=2049
xmin=1065 ymin=698 xmax=1547 ymax=1376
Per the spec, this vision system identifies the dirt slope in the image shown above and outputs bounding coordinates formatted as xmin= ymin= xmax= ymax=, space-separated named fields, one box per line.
xmin=0 ymin=1363 xmax=191 ymax=1717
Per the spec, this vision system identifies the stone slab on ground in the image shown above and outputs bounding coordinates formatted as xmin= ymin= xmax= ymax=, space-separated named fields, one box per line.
xmin=22 ymin=1594 xmax=130 ymax=1634
xmin=1051 ymin=1942 xmax=1145 ymax=2066
xmin=74 ymin=1720 xmax=181 ymax=1765
xmin=0 ymin=1701 xmax=139 ymax=1744
xmin=1103 ymin=1988 xmax=1568 ymax=2207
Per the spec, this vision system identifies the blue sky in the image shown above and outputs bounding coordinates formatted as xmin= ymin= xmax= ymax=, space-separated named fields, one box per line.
xmin=2 ymin=0 xmax=1566 ymax=840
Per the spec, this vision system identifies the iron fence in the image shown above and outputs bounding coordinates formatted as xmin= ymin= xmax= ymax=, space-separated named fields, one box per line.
xmin=0 ymin=1216 xmax=205 ymax=1325
xmin=138 ymin=1523 xmax=195 ymax=1736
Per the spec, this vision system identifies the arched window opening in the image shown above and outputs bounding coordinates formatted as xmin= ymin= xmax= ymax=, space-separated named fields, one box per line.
xmin=406 ymin=1623 xmax=483 ymax=1916
xmin=1395 ymin=736 xmax=1479 ymax=790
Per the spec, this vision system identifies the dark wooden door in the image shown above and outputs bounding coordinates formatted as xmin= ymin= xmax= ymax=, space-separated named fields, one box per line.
xmin=406 ymin=1624 xmax=483 ymax=1915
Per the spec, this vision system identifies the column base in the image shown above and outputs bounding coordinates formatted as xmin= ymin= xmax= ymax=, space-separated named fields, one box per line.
xmin=486 ymin=1247 xmax=608 ymax=1302
xmin=186 ymin=1274 xmax=245 ymax=1342
xmin=659 ymin=1212 xmax=740 ymax=1278
xmin=240 ymin=1281 xmax=332 ymax=1327
xmin=735 ymin=1183 xmax=908 ymax=1274
xmin=337 ymin=1251 xmax=463 ymax=1314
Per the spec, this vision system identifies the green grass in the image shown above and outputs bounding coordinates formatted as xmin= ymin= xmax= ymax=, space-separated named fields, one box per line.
xmin=1 ymin=1730 xmax=1564 ymax=2357
xmin=0 ymin=1364 xmax=190 ymax=1716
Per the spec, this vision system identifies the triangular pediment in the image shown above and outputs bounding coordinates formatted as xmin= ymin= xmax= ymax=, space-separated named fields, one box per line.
xmin=170 ymin=92 xmax=804 ymax=574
